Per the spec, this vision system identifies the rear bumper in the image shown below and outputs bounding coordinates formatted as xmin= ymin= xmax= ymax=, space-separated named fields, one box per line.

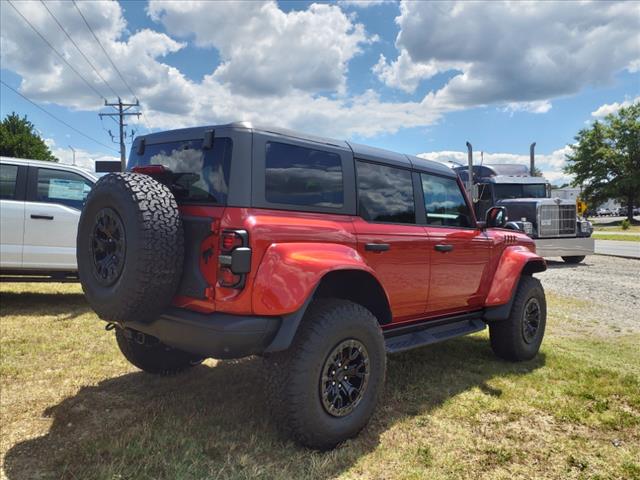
xmin=534 ymin=236 xmax=594 ymax=258
xmin=125 ymin=308 xmax=282 ymax=359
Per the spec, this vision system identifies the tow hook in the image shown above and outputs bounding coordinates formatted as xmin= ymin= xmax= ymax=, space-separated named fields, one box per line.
xmin=134 ymin=331 xmax=146 ymax=345
xmin=105 ymin=322 xmax=116 ymax=331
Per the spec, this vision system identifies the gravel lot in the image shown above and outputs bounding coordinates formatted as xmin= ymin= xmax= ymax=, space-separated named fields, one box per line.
xmin=539 ymin=255 xmax=640 ymax=336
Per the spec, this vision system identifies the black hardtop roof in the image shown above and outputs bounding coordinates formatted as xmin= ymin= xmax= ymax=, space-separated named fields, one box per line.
xmin=134 ymin=121 xmax=454 ymax=177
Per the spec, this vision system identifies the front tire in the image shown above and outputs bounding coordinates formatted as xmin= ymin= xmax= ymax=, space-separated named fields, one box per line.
xmin=265 ymin=299 xmax=386 ymax=450
xmin=115 ymin=328 xmax=202 ymax=375
xmin=489 ymin=276 xmax=546 ymax=362
xmin=562 ymin=255 xmax=585 ymax=264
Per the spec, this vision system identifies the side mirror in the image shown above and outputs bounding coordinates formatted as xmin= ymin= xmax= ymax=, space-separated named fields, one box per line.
xmin=485 ymin=206 xmax=507 ymax=229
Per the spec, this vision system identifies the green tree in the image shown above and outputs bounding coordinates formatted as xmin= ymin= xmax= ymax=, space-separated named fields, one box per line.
xmin=0 ymin=112 xmax=57 ymax=161
xmin=565 ymin=103 xmax=640 ymax=221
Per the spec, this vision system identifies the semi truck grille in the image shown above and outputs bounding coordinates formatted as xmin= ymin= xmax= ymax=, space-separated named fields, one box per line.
xmin=537 ymin=204 xmax=576 ymax=237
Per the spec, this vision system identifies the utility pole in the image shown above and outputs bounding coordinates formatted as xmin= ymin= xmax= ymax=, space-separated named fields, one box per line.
xmin=68 ymin=145 xmax=76 ymax=166
xmin=99 ymin=98 xmax=141 ymax=171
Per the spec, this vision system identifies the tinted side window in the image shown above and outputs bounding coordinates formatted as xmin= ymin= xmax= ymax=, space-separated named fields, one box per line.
xmin=357 ymin=161 xmax=415 ymax=224
xmin=421 ymin=174 xmax=472 ymax=227
xmin=265 ymin=142 xmax=343 ymax=208
xmin=0 ymin=164 xmax=18 ymax=200
xmin=36 ymin=168 xmax=93 ymax=210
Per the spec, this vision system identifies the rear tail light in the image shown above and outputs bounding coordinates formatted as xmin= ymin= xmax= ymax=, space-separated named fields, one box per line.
xmin=218 ymin=230 xmax=251 ymax=289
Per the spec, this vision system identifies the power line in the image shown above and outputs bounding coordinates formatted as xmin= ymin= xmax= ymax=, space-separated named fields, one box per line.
xmin=6 ymin=0 xmax=107 ymax=102
xmin=1 ymin=80 xmax=119 ymax=153
xmin=71 ymin=0 xmax=136 ymax=100
xmin=39 ymin=0 xmax=120 ymax=99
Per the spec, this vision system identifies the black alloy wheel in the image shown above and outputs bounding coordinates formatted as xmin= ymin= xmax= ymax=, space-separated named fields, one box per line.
xmin=521 ymin=297 xmax=541 ymax=344
xmin=320 ymin=339 xmax=370 ymax=417
xmin=91 ymin=208 xmax=126 ymax=286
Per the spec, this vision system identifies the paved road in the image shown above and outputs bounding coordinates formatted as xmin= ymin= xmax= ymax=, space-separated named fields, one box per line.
xmin=595 ymin=239 xmax=640 ymax=258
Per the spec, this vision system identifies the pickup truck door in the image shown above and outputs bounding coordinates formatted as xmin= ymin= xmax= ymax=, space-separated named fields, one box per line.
xmin=0 ymin=163 xmax=27 ymax=269
xmin=22 ymin=166 xmax=93 ymax=271
xmin=419 ymin=172 xmax=492 ymax=315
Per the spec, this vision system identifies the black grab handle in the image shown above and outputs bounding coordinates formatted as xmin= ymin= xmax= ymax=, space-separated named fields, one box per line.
xmin=365 ymin=243 xmax=390 ymax=252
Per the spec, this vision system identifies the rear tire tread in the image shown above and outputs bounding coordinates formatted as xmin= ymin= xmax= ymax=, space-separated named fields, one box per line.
xmin=264 ymin=299 xmax=386 ymax=450
xmin=78 ymin=173 xmax=184 ymax=323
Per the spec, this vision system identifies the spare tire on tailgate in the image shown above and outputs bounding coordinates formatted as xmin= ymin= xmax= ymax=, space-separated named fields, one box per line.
xmin=77 ymin=173 xmax=184 ymax=323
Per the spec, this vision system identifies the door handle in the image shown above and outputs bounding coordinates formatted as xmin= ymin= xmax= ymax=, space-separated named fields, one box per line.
xmin=365 ymin=243 xmax=390 ymax=252
xmin=434 ymin=244 xmax=454 ymax=252
xmin=31 ymin=214 xmax=54 ymax=220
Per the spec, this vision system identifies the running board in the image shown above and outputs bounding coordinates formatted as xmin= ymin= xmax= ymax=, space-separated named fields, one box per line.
xmin=384 ymin=318 xmax=486 ymax=354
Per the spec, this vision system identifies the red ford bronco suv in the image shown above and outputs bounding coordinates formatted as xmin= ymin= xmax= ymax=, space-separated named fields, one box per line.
xmin=77 ymin=122 xmax=547 ymax=450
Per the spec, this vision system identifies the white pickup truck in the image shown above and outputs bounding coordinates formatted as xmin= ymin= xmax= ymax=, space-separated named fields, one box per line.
xmin=0 ymin=157 xmax=97 ymax=280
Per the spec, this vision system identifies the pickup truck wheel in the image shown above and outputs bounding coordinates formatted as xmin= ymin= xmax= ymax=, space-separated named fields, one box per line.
xmin=489 ymin=276 xmax=546 ymax=362
xmin=77 ymin=173 xmax=183 ymax=324
xmin=115 ymin=328 xmax=202 ymax=375
xmin=562 ymin=256 xmax=585 ymax=264
xmin=264 ymin=299 xmax=386 ymax=450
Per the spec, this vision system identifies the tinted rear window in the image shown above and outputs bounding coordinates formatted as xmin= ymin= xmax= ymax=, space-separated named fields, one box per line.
xmin=265 ymin=141 xmax=343 ymax=208
xmin=129 ymin=138 xmax=232 ymax=204
xmin=357 ymin=161 xmax=415 ymax=224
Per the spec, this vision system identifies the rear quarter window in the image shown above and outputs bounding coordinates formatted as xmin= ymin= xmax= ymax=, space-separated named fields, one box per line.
xmin=130 ymin=138 xmax=232 ymax=204
xmin=265 ymin=141 xmax=344 ymax=208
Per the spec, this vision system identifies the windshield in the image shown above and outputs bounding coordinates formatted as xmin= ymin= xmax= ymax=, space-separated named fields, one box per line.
xmin=494 ymin=183 xmax=547 ymax=200
xmin=128 ymin=138 xmax=232 ymax=204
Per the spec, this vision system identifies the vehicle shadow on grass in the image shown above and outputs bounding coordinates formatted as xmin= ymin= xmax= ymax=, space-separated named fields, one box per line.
xmin=0 ymin=291 xmax=90 ymax=317
xmin=4 ymin=335 xmax=545 ymax=480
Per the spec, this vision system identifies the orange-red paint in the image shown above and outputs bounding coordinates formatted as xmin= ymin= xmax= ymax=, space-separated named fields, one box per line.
xmin=172 ymin=205 xmax=545 ymax=324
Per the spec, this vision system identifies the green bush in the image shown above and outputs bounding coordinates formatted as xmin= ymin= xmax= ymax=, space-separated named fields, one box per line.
xmin=621 ymin=219 xmax=631 ymax=230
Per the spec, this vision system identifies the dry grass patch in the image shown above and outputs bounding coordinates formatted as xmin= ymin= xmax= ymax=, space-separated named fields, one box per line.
xmin=1 ymin=282 xmax=639 ymax=479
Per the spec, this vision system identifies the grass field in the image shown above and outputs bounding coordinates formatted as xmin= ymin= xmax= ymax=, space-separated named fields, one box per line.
xmin=1 ymin=282 xmax=639 ymax=480
xmin=592 ymin=233 xmax=640 ymax=242
xmin=592 ymin=223 xmax=640 ymax=233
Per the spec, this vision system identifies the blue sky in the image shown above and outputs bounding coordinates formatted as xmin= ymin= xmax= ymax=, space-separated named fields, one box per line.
xmin=1 ymin=0 xmax=638 ymax=183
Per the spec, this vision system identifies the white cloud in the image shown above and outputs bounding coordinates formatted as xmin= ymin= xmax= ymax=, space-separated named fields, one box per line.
xmin=0 ymin=1 xmax=187 ymax=113
xmin=376 ymin=1 xmax=640 ymax=111
xmin=1 ymin=0 xmax=442 ymax=138
xmin=1 ymin=0 xmax=636 ymax=146
xmin=45 ymin=138 xmax=118 ymax=171
xmin=501 ymin=100 xmax=552 ymax=115
xmin=372 ymin=50 xmax=462 ymax=94
xmin=418 ymin=146 xmax=573 ymax=185
xmin=147 ymin=0 xmax=374 ymax=96
xmin=591 ymin=96 xmax=640 ymax=118
xmin=338 ymin=0 xmax=396 ymax=8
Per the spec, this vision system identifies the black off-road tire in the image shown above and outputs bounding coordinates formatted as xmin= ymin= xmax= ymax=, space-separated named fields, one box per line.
xmin=489 ymin=276 xmax=546 ymax=362
xmin=77 ymin=173 xmax=183 ymax=324
xmin=264 ymin=299 xmax=386 ymax=450
xmin=115 ymin=328 xmax=202 ymax=375
xmin=562 ymin=255 xmax=585 ymax=264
